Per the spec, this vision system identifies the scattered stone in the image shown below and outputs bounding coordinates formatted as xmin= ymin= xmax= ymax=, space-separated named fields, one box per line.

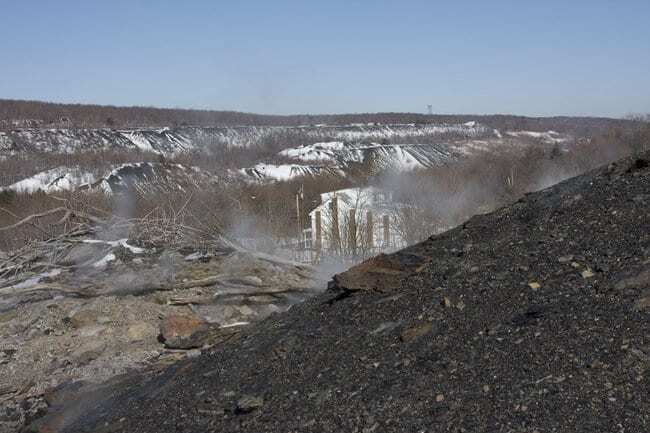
xmin=362 ymin=422 xmax=379 ymax=433
xmin=127 ymin=322 xmax=157 ymax=342
xmin=330 ymin=252 xmax=430 ymax=292
xmin=0 ymin=310 xmax=18 ymax=324
xmin=511 ymin=306 xmax=547 ymax=326
xmin=562 ymin=194 xmax=583 ymax=208
xmin=65 ymin=308 xmax=101 ymax=328
xmin=236 ymin=305 xmax=255 ymax=316
xmin=615 ymin=268 xmax=650 ymax=291
xmin=75 ymin=349 xmax=103 ymax=365
xmin=186 ymin=349 xmax=202 ymax=359
xmin=633 ymin=297 xmax=650 ymax=311
xmin=97 ymin=316 xmax=113 ymax=325
xmin=242 ymin=275 xmax=263 ymax=286
xmin=370 ymin=321 xmax=400 ymax=335
xmin=159 ymin=313 xmax=210 ymax=349
xmin=69 ymin=340 xmax=107 ymax=366
xmin=581 ymin=268 xmax=596 ymax=279
xmin=235 ymin=395 xmax=264 ymax=414
xmin=79 ymin=325 xmax=107 ymax=338
xmin=400 ymin=322 xmax=434 ymax=343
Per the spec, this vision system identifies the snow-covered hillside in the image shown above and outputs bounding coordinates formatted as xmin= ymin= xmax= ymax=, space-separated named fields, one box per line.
xmin=3 ymin=163 xmax=221 ymax=195
xmin=2 ymin=121 xmax=575 ymax=187
xmin=0 ymin=121 xmax=499 ymax=156
xmin=243 ymin=142 xmax=457 ymax=182
xmin=241 ymin=129 xmax=574 ymax=182
xmin=98 ymin=162 xmax=221 ymax=195
xmin=0 ymin=127 xmax=216 ymax=155
xmin=505 ymin=130 xmax=572 ymax=144
xmin=239 ymin=163 xmax=343 ymax=181
xmin=282 ymin=141 xmax=454 ymax=168
xmin=279 ymin=142 xmax=346 ymax=162
xmin=314 ymin=121 xmax=491 ymax=141
xmin=3 ymin=167 xmax=97 ymax=193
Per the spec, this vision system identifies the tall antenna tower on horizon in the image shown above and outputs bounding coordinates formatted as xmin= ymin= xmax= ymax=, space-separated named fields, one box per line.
xmin=427 ymin=105 xmax=433 ymax=115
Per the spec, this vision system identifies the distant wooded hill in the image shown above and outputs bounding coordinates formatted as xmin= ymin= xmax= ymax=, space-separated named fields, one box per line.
xmin=0 ymin=98 xmax=636 ymax=135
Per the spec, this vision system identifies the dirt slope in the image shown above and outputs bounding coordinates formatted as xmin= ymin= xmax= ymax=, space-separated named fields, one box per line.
xmin=26 ymin=152 xmax=650 ymax=433
xmin=0 ymin=229 xmax=320 ymax=433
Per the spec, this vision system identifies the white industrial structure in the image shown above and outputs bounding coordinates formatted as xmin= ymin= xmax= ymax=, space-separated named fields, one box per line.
xmin=298 ymin=187 xmax=407 ymax=263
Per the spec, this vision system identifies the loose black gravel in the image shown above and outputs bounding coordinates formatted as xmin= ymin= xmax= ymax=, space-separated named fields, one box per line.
xmin=28 ymin=153 xmax=650 ymax=433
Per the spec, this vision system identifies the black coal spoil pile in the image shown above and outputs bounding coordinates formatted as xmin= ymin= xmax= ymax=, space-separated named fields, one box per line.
xmin=28 ymin=153 xmax=650 ymax=433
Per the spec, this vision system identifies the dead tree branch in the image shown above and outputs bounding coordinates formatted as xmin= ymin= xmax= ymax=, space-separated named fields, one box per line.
xmin=0 ymin=207 xmax=106 ymax=232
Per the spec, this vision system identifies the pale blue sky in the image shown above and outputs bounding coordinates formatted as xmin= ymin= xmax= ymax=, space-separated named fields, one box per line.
xmin=1 ymin=0 xmax=649 ymax=117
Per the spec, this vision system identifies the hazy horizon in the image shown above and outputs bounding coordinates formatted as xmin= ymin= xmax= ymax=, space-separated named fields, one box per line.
xmin=0 ymin=97 xmax=639 ymax=120
xmin=2 ymin=1 xmax=649 ymax=118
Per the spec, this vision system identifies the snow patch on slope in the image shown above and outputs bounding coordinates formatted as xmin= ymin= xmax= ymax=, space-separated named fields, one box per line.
xmin=82 ymin=239 xmax=145 ymax=254
xmin=3 ymin=167 xmax=96 ymax=193
xmin=3 ymin=162 xmax=223 ymax=196
xmin=240 ymin=163 xmax=343 ymax=182
xmin=93 ymin=253 xmax=117 ymax=269
xmin=320 ymin=122 xmax=492 ymax=141
xmin=505 ymin=130 xmax=571 ymax=144
xmin=278 ymin=142 xmax=345 ymax=162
